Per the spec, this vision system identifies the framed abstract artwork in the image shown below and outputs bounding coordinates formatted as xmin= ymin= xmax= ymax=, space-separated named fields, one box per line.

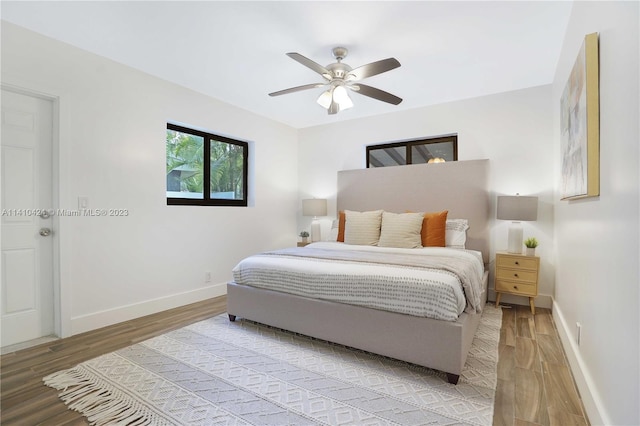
xmin=560 ymin=32 xmax=600 ymax=200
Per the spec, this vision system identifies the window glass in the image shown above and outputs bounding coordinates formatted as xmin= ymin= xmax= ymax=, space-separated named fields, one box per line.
xmin=366 ymin=135 xmax=457 ymax=168
xmin=166 ymin=123 xmax=248 ymax=206
xmin=210 ymin=140 xmax=245 ymax=200
xmin=166 ymin=129 xmax=204 ymax=199
xmin=368 ymin=145 xmax=406 ymax=167
xmin=411 ymin=141 xmax=455 ymax=164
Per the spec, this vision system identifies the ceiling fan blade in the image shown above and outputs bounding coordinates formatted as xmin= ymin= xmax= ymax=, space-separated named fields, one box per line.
xmin=351 ymin=83 xmax=403 ymax=105
xmin=347 ymin=58 xmax=401 ymax=81
xmin=269 ymin=83 xmax=325 ymax=97
xmin=287 ymin=52 xmax=331 ymax=78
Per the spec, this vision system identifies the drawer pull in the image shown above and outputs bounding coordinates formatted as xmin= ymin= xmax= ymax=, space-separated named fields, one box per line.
xmin=515 ymin=261 xmax=519 ymax=265
xmin=514 ymin=273 xmax=519 ymax=278
xmin=513 ymin=285 xmax=518 ymax=290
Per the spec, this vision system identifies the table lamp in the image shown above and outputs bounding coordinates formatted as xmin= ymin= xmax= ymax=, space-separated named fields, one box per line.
xmin=497 ymin=195 xmax=538 ymax=253
xmin=302 ymin=198 xmax=327 ymax=242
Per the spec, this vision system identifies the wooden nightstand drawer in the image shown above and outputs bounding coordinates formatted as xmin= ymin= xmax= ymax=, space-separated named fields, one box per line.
xmin=495 ymin=251 xmax=540 ymax=314
xmin=496 ymin=255 xmax=538 ymax=270
xmin=496 ymin=268 xmax=538 ymax=283
xmin=496 ymin=279 xmax=537 ymax=296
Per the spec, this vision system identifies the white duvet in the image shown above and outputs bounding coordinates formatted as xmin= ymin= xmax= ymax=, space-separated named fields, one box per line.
xmin=232 ymin=242 xmax=485 ymax=322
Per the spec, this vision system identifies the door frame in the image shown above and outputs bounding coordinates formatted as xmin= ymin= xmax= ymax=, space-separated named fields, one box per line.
xmin=1 ymin=84 xmax=64 ymax=340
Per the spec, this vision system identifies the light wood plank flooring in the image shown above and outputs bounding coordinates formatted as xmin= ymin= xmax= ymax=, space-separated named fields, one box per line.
xmin=1 ymin=296 xmax=589 ymax=425
xmin=1 ymin=297 xmax=227 ymax=425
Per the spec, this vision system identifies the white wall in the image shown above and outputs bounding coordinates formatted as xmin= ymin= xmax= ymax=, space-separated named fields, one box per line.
xmin=1 ymin=22 xmax=299 ymax=335
xmin=551 ymin=2 xmax=639 ymax=425
xmin=298 ymin=85 xmax=556 ymax=307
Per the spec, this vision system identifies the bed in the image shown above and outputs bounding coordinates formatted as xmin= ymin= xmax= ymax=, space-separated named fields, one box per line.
xmin=227 ymin=159 xmax=490 ymax=384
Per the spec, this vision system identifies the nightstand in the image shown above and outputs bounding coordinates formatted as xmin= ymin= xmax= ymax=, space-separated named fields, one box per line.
xmin=495 ymin=251 xmax=540 ymax=314
xmin=297 ymin=241 xmax=310 ymax=247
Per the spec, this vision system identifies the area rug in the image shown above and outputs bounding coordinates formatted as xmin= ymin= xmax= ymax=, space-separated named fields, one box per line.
xmin=44 ymin=306 xmax=502 ymax=425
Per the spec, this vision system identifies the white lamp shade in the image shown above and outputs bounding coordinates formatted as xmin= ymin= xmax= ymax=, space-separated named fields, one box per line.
xmin=332 ymin=85 xmax=353 ymax=110
xmin=302 ymin=198 xmax=327 ymax=217
xmin=316 ymin=90 xmax=332 ymax=109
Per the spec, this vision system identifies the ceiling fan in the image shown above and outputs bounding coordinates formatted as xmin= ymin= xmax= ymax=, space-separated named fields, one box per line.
xmin=268 ymin=47 xmax=402 ymax=115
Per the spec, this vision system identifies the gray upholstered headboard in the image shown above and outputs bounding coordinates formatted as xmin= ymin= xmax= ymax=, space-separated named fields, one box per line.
xmin=337 ymin=159 xmax=490 ymax=262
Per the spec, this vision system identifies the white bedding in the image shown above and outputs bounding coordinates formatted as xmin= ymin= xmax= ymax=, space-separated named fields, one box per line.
xmin=232 ymin=242 xmax=485 ymax=322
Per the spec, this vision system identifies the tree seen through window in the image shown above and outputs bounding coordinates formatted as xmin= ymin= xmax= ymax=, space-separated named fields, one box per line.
xmin=166 ymin=123 xmax=248 ymax=206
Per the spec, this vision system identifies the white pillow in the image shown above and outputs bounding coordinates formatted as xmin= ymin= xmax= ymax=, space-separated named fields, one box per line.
xmin=378 ymin=212 xmax=423 ymax=248
xmin=329 ymin=219 xmax=339 ymax=241
xmin=446 ymin=219 xmax=469 ymax=249
xmin=344 ymin=210 xmax=383 ymax=245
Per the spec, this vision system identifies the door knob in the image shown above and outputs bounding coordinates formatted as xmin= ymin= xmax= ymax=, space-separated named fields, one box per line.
xmin=39 ymin=228 xmax=52 ymax=237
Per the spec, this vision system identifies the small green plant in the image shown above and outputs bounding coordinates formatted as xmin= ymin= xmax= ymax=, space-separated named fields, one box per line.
xmin=524 ymin=237 xmax=539 ymax=248
xmin=299 ymin=231 xmax=309 ymax=238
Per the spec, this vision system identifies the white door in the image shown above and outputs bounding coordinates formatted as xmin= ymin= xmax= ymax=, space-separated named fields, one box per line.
xmin=1 ymin=89 xmax=55 ymax=347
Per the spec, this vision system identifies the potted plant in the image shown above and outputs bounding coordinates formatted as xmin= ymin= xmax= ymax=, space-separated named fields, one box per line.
xmin=299 ymin=231 xmax=310 ymax=243
xmin=524 ymin=237 xmax=538 ymax=256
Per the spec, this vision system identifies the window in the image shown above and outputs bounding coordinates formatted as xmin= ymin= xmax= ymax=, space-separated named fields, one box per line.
xmin=166 ymin=123 xmax=248 ymax=206
xmin=366 ymin=135 xmax=458 ymax=168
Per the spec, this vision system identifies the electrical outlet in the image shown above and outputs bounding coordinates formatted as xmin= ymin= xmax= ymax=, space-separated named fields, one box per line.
xmin=205 ymin=271 xmax=212 ymax=283
xmin=576 ymin=322 xmax=582 ymax=346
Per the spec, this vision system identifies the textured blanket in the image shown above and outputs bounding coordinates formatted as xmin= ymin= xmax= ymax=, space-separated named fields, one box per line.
xmin=44 ymin=308 xmax=501 ymax=425
xmin=233 ymin=244 xmax=484 ymax=321
xmin=266 ymin=247 xmax=484 ymax=312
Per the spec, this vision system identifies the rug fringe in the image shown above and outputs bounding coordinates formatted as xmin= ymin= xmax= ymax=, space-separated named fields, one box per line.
xmin=44 ymin=366 xmax=168 ymax=426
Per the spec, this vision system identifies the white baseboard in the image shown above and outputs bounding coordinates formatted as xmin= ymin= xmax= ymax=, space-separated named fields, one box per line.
xmin=70 ymin=282 xmax=227 ymax=335
xmin=552 ymin=300 xmax=608 ymax=425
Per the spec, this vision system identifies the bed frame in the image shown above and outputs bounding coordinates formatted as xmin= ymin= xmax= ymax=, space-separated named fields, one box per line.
xmin=227 ymin=159 xmax=490 ymax=384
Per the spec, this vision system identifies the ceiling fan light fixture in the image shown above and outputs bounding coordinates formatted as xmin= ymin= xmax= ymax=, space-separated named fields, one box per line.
xmin=333 ymin=85 xmax=353 ymax=110
xmin=317 ymin=89 xmax=333 ymax=109
xmin=272 ymin=47 xmax=402 ymax=115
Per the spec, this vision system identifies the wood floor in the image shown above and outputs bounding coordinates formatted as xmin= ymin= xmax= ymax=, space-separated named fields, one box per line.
xmin=493 ymin=304 xmax=590 ymax=426
xmin=0 ymin=297 xmax=227 ymax=425
xmin=1 ymin=296 xmax=589 ymax=425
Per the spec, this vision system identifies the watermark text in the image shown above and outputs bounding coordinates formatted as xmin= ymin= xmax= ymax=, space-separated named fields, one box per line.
xmin=1 ymin=208 xmax=129 ymax=217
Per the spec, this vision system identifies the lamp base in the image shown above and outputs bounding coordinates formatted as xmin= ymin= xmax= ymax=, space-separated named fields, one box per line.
xmin=507 ymin=222 xmax=523 ymax=253
xmin=310 ymin=218 xmax=321 ymax=242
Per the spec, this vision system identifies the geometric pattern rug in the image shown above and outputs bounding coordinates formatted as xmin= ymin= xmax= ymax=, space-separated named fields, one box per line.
xmin=44 ymin=306 xmax=502 ymax=425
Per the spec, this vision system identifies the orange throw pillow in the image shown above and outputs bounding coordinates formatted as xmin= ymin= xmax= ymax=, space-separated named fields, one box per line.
xmin=337 ymin=211 xmax=346 ymax=242
xmin=421 ymin=210 xmax=448 ymax=247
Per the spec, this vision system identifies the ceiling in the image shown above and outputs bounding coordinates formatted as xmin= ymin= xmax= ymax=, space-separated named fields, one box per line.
xmin=1 ymin=1 xmax=573 ymax=129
